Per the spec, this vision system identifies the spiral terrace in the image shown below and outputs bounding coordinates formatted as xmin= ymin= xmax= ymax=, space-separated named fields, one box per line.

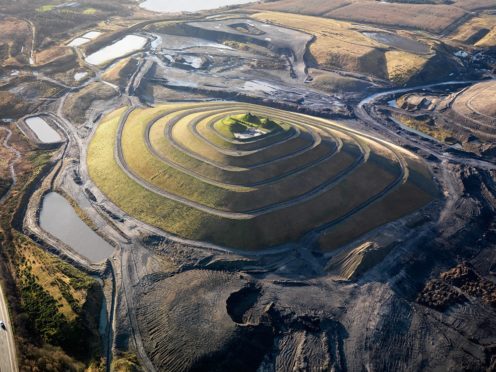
xmin=87 ymin=102 xmax=438 ymax=251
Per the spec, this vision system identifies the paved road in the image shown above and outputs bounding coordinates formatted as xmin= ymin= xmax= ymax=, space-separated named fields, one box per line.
xmin=0 ymin=285 xmax=17 ymax=372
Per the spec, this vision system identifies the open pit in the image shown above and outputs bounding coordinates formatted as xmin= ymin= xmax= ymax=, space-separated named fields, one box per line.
xmin=87 ymin=102 xmax=437 ymax=251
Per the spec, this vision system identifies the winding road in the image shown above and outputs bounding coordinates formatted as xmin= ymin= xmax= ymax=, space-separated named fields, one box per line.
xmin=355 ymin=80 xmax=496 ymax=171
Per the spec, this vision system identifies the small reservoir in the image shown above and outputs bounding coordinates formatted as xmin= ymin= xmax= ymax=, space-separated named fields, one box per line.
xmin=25 ymin=116 xmax=62 ymax=143
xmin=68 ymin=31 xmax=102 ymax=47
xmin=39 ymin=192 xmax=114 ymax=263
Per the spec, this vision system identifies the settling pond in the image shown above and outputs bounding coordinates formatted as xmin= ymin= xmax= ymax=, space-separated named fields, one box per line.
xmin=85 ymin=35 xmax=147 ymax=65
xmin=39 ymin=192 xmax=114 ymax=263
xmin=25 ymin=116 xmax=62 ymax=143
xmin=68 ymin=31 xmax=102 ymax=47
xmin=140 ymin=0 xmax=254 ymax=13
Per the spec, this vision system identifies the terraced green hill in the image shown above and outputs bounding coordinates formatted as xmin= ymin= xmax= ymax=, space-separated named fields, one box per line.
xmin=87 ymin=102 xmax=438 ymax=251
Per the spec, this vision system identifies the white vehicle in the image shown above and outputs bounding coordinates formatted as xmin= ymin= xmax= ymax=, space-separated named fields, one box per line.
xmin=0 ymin=320 xmax=5 ymax=330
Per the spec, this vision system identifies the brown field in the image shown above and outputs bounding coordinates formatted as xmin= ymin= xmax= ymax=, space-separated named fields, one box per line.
xmin=0 ymin=91 xmax=30 ymax=118
xmin=453 ymin=0 xmax=496 ymax=11
xmin=308 ymin=68 xmax=375 ymax=93
xmin=327 ymin=2 xmax=467 ymax=33
xmin=0 ymin=124 xmax=32 ymax=182
xmin=252 ymin=11 xmax=385 ymax=75
xmin=252 ymin=0 xmax=469 ymax=33
xmin=252 ymin=12 xmax=434 ymax=83
xmin=101 ymin=57 xmax=139 ymax=86
xmin=0 ymin=130 xmax=15 ymax=181
xmin=62 ymin=82 xmax=118 ymax=125
xmin=252 ymin=0 xmax=353 ymax=16
xmin=0 ymin=17 xmax=31 ymax=66
xmin=449 ymin=14 xmax=496 ymax=47
xmin=33 ymin=46 xmax=75 ymax=66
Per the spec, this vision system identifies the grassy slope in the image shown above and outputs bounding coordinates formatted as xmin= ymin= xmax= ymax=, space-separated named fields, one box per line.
xmin=326 ymin=2 xmax=466 ymax=33
xmin=170 ymin=109 xmax=312 ymax=168
xmin=253 ymin=11 xmax=384 ymax=75
xmin=319 ymin=142 xmax=438 ymax=251
xmin=252 ymin=11 xmax=432 ymax=83
xmin=0 ymin=136 xmax=103 ymax=368
xmin=88 ymin=107 xmax=223 ymax=243
xmin=122 ymin=105 xmax=364 ymax=211
xmin=88 ymin=106 xmax=436 ymax=250
xmin=149 ymin=112 xmax=336 ymax=185
xmin=320 ymin=175 xmax=435 ymax=251
xmin=385 ymin=51 xmax=429 ymax=85
xmin=214 ymin=113 xmax=283 ymax=139
xmin=121 ymin=107 xmax=247 ymax=206
xmin=101 ymin=57 xmax=139 ymax=86
xmin=449 ymin=14 xmax=496 ymax=47
xmin=200 ymin=114 xmax=291 ymax=150
xmin=62 ymin=82 xmax=117 ymax=126
xmin=308 ymin=68 xmax=375 ymax=93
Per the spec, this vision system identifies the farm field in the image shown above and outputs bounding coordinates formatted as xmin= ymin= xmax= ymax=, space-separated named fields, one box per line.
xmin=449 ymin=14 xmax=496 ymax=47
xmin=252 ymin=0 xmax=478 ymax=33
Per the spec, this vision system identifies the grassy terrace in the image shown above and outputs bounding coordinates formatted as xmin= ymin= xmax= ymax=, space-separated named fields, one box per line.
xmin=88 ymin=102 xmax=438 ymax=251
xmin=149 ymin=113 xmax=337 ymax=185
xmin=200 ymin=112 xmax=293 ymax=151
xmin=251 ymin=12 xmax=443 ymax=84
xmin=213 ymin=113 xmax=286 ymax=140
xmin=320 ymin=153 xmax=438 ymax=251
xmin=122 ymin=106 xmax=362 ymax=211
xmin=170 ymin=110 xmax=313 ymax=168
